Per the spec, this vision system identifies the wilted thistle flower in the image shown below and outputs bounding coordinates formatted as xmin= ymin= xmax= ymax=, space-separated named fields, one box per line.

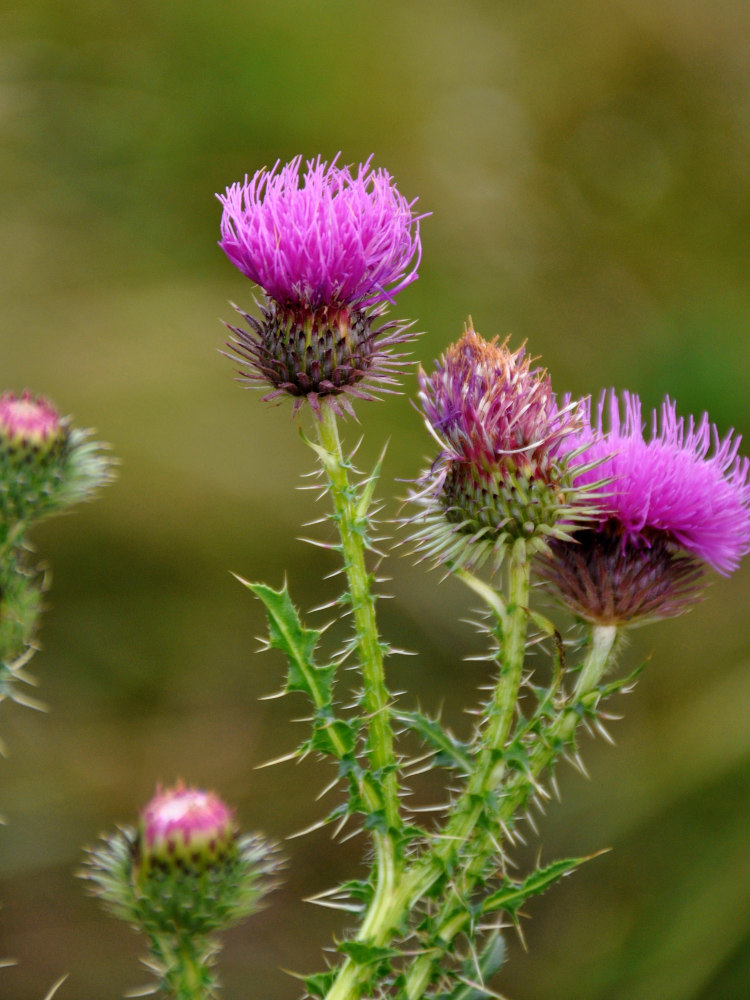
xmin=0 ymin=389 xmax=114 ymax=524
xmin=217 ymin=154 xmax=423 ymax=415
xmin=82 ymin=783 xmax=281 ymax=940
xmin=408 ymin=325 xmax=600 ymax=571
xmin=538 ymin=391 xmax=750 ymax=624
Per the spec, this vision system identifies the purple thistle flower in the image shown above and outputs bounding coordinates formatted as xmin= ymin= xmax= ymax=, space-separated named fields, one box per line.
xmin=407 ymin=326 xmax=597 ymax=571
xmin=539 ymin=391 xmax=750 ymax=624
xmin=219 ymin=154 xmax=421 ymax=310
xmin=217 ymin=155 xmax=423 ymax=415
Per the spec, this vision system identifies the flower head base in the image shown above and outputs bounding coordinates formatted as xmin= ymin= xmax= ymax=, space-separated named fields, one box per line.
xmin=83 ymin=783 xmax=282 ymax=940
xmin=0 ymin=390 xmax=114 ymax=524
xmin=408 ymin=326 xmax=600 ymax=571
xmin=539 ymin=391 xmax=750 ymax=624
xmin=218 ymin=155 xmax=423 ymax=415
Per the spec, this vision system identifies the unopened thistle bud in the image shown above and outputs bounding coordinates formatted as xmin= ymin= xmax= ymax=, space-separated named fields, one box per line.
xmin=0 ymin=390 xmax=114 ymax=525
xmin=407 ymin=326 xmax=600 ymax=571
xmin=538 ymin=391 xmax=750 ymax=625
xmin=217 ymin=154 xmax=424 ymax=416
xmin=82 ymin=783 xmax=281 ymax=939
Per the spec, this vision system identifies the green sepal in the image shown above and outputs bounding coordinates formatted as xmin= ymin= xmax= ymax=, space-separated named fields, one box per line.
xmin=396 ymin=710 xmax=474 ymax=774
xmin=480 ymin=852 xmax=605 ymax=919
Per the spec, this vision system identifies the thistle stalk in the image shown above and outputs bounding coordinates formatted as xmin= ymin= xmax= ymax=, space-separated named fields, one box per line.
xmin=148 ymin=934 xmax=218 ymax=1000
xmin=324 ymin=546 xmax=531 ymax=1000
xmin=315 ymin=405 xmax=403 ymax=952
xmin=400 ymin=621 xmax=620 ymax=999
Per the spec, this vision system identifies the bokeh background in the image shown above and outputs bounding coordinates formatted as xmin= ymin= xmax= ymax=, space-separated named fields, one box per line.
xmin=2 ymin=1 xmax=750 ymax=997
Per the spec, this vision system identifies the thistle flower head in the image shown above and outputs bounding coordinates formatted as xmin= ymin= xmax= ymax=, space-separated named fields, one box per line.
xmin=218 ymin=154 xmax=421 ymax=310
xmin=217 ymin=154 xmax=423 ymax=416
xmin=0 ymin=389 xmax=114 ymax=524
xmin=539 ymin=391 xmax=750 ymax=624
xmin=407 ymin=326 xmax=598 ymax=571
xmin=82 ymin=783 xmax=282 ymax=941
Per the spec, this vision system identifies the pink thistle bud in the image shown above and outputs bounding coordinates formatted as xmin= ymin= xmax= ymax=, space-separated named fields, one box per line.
xmin=82 ymin=784 xmax=283 ymax=984
xmin=138 ymin=784 xmax=237 ymax=875
xmin=0 ymin=391 xmax=64 ymax=453
xmin=407 ymin=325 xmax=599 ymax=571
xmin=0 ymin=389 xmax=113 ymax=524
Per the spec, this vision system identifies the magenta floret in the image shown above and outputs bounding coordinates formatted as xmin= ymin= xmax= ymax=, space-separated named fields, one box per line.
xmin=567 ymin=391 xmax=750 ymax=575
xmin=218 ymin=154 xmax=422 ymax=310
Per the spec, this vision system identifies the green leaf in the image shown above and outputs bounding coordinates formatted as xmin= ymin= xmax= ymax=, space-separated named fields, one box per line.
xmin=337 ymin=940 xmax=399 ymax=965
xmin=301 ymin=970 xmax=336 ymax=997
xmin=439 ymin=932 xmax=507 ymax=1000
xmin=354 ymin=442 xmax=388 ymax=522
xmin=396 ymin=709 xmax=474 ymax=774
xmin=481 ymin=852 xmax=606 ymax=918
xmin=311 ymin=713 xmax=357 ymax=757
xmin=239 ymin=578 xmax=335 ymax=707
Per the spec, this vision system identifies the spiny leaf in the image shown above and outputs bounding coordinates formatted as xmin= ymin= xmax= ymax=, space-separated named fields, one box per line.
xmin=239 ymin=578 xmax=336 ymax=708
xmin=438 ymin=932 xmax=506 ymax=1000
xmin=337 ymin=940 xmax=399 ymax=965
xmin=354 ymin=441 xmax=388 ymax=522
xmin=396 ymin=709 xmax=474 ymax=774
xmin=480 ymin=852 xmax=606 ymax=918
xmin=299 ymin=970 xmax=336 ymax=998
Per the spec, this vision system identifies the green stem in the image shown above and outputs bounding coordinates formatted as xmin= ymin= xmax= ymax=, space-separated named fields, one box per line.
xmin=149 ymin=933 xmax=217 ymax=1000
xmin=401 ymin=622 xmax=620 ymax=999
xmin=325 ymin=543 xmax=531 ymax=1000
xmin=315 ymin=405 xmax=403 ymax=992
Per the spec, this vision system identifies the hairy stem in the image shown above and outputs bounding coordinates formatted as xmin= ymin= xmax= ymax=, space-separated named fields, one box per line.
xmin=149 ymin=934 xmax=218 ymax=1000
xmin=315 ymin=405 xmax=403 ymax=999
xmin=401 ymin=622 xmax=620 ymax=999
xmin=325 ymin=543 xmax=532 ymax=1000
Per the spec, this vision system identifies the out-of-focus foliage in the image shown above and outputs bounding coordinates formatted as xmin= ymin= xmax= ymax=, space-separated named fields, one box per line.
xmin=1 ymin=1 xmax=749 ymax=998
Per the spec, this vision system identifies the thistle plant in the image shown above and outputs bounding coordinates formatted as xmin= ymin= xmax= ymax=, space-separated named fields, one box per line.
xmin=207 ymin=154 xmax=750 ymax=1000
xmin=0 ymin=390 xmax=113 ymax=728
xmin=82 ymin=784 xmax=281 ymax=1000
xmin=84 ymin=153 xmax=750 ymax=999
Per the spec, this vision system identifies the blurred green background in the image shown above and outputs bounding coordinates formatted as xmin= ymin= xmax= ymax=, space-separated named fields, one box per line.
xmin=2 ymin=0 xmax=750 ymax=997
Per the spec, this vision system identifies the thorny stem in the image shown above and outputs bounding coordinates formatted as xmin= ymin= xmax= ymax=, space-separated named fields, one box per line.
xmin=315 ymin=405 xmax=403 ymax=997
xmin=401 ymin=622 xmax=620 ymax=1000
xmin=325 ymin=543 xmax=532 ymax=1000
xmin=148 ymin=933 xmax=218 ymax=1000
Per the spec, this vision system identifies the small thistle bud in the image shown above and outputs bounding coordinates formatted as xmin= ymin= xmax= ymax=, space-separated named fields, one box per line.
xmin=0 ymin=390 xmax=64 ymax=455
xmin=217 ymin=154 xmax=424 ymax=416
xmin=407 ymin=325 xmax=599 ymax=572
xmin=538 ymin=391 xmax=750 ymax=624
xmin=0 ymin=389 xmax=114 ymax=524
xmin=82 ymin=783 xmax=282 ymax=941
xmin=137 ymin=785 xmax=237 ymax=878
